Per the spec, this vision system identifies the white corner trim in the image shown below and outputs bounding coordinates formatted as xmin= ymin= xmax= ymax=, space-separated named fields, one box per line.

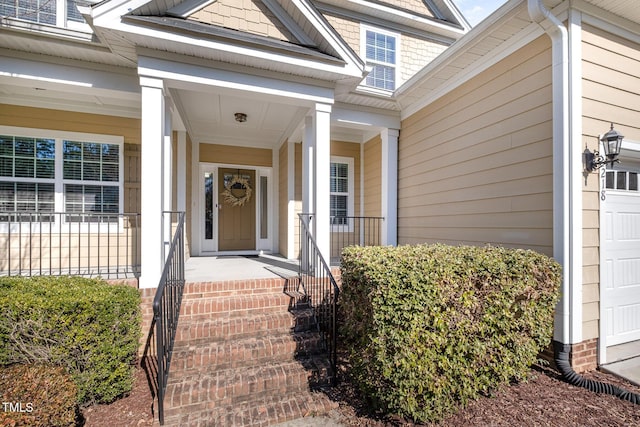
xmin=569 ymin=7 xmax=584 ymax=346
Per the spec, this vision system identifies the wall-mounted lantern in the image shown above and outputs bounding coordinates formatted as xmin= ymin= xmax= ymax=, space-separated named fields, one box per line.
xmin=584 ymin=123 xmax=623 ymax=172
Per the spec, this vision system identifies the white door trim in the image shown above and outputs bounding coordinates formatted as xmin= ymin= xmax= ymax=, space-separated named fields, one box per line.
xmin=197 ymin=162 xmax=273 ymax=256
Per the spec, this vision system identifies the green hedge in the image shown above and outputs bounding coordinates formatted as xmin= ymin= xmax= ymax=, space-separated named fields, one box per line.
xmin=0 ymin=276 xmax=141 ymax=405
xmin=340 ymin=244 xmax=561 ymax=423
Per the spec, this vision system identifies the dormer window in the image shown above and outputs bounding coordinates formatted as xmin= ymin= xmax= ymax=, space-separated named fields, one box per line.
xmin=361 ymin=25 xmax=400 ymax=91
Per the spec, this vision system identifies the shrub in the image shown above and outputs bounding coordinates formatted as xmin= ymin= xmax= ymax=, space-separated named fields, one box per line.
xmin=0 ymin=363 xmax=78 ymax=427
xmin=340 ymin=244 xmax=561 ymax=423
xmin=0 ymin=276 xmax=141 ymax=405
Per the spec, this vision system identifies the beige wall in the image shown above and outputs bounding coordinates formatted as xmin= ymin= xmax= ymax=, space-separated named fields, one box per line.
xmin=581 ymin=24 xmax=640 ymax=340
xmin=199 ymin=143 xmax=272 ymax=167
xmin=398 ymin=36 xmax=554 ymax=255
xmin=188 ymin=0 xmax=294 ymax=41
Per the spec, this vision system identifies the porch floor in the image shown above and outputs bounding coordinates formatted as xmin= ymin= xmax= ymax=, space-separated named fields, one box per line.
xmin=184 ymin=253 xmax=300 ymax=282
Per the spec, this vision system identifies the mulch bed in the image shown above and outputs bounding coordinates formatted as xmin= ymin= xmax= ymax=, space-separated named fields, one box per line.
xmin=81 ymin=363 xmax=640 ymax=426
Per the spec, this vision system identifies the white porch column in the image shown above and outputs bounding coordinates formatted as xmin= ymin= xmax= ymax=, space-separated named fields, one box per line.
xmin=163 ymin=100 xmax=173 ymax=260
xmin=381 ymin=128 xmax=399 ymax=246
xmin=176 ymin=131 xmax=187 ymax=212
xmin=140 ymin=77 xmax=166 ymax=289
xmin=302 ymin=115 xmax=315 ymax=216
xmin=314 ymin=103 xmax=332 ymax=263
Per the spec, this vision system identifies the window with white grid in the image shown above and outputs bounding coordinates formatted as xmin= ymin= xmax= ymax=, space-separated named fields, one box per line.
xmin=362 ymin=26 xmax=399 ymax=91
xmin=330 ymin=157 xmax=354 ymax=227
xmin=0 ymin=127 xmax=122 ymax=223
xmin=0 ymin=0 xmax=97 ymax=29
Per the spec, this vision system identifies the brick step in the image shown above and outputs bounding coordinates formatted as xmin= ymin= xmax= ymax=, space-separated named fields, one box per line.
xmin=170 ymin=331 xmax=325 ymax=373
xmin=164 ymin=359 xmax=330 ymax=416
xmin=160 ymin=388 xmax=338 ymax=426
xmin=174 ymin=308 xmax=317 ymax=346
xmin=181 ymin=277 xmax=301 ymax=298
xmin=179 ymin=293 xmax=298 ymax=319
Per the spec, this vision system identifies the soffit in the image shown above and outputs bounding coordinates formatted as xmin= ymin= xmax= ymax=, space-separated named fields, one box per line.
xmin=396 ymin=0 xmax=640 ymax=120
xmin=581 ymin=0 xmax=640 ymax=25
xmin=0 ymin=25 xmax=134 ymax=68
xmin=396 ymin=0 xmax=560 ymax=118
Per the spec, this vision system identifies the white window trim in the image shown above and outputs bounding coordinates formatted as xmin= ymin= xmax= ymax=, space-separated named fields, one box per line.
xmin=0 ymin=125 xmax=124 ymax=232
xmin=359 ymin=24 xmax=401 ymax=93
xmin=2 ymin=0 xmax=95 ymax=34
xmin=330 ymin=156 xmax=354 ymax=232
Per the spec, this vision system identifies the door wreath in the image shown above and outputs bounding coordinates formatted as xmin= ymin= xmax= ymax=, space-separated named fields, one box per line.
xmin=222 ymin=175 xmax=252 ymax=207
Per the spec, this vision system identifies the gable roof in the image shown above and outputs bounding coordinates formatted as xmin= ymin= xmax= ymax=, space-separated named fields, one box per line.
xmin=84 ymin=0 xmax=367 ymax=85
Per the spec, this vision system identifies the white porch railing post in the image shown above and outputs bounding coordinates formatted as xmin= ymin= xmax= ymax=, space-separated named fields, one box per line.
xmin=381 ymin=128 xmax=399 ymax=246
xmin=314 ymin=103 xmax=332 ymax=263
xmin=140 ymin=76 xmax=165 ymax=289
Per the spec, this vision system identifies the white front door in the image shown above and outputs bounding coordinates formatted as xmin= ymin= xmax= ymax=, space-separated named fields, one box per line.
xmin=603 ymin=169 xmax=640 ymax=347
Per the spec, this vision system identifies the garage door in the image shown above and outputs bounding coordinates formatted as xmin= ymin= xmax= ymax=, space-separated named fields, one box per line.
xmin=603 ymin=169 xmax=640 ymax=347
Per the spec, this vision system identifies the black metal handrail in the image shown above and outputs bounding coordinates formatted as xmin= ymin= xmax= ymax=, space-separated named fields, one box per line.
xmin=330 ymin=216 xmax=384 ymax=265
xmin=142 ymin=211 xmax=185 ymax=425
xmin=298 ymin=213 xmax=339 ymax=379
xmin=0 ymin=211 xmax=140 ymax=278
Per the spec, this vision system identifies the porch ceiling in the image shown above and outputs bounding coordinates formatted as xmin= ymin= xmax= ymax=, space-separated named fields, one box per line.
xmin=173 ymin=87 xmax=308 ymax=148
xmin=172 ymin=88 xmax=376 ymax=147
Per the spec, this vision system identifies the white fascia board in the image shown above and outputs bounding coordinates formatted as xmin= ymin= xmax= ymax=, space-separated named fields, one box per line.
xmin=575 ymin=0 xmax=640 ymax=45
xmin=167 ymin=0 xmax=217 ymax=18
xmin=332 ymin=103 xmax=400 ymax=130
xmin=396 ymin=0 xmax=525 ymax=100
xmin=0 ymin=54 xmax=140 ymax=96
xmin=263 ymin=0 xmax=315 ymax=46
xmin=291 ymin=0 xmax=366 ymax=75
xmin=91 ymin=0 xmax=155 ymax=22
xmin=315 ymin=1 xmax=465 ymax=42
xmin=138 ymin=55 xmax=334 ymax=105
xmin=96 ymin=18 xmax=363 ymax=79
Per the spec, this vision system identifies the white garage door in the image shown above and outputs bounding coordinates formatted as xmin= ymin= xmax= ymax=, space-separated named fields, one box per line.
xmin=603 ymin=169 xmax=640 ymax=347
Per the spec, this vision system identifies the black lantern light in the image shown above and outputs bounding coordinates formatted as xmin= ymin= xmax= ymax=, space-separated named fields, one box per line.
xmin=585 ymin=123 xmax=623 ymax=172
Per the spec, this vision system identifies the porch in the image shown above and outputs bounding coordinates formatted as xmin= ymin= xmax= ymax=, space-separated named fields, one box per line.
xmin=184 ymin=253 xmax=300 ymax=282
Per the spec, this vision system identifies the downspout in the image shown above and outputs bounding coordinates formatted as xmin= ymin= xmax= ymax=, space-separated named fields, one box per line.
xmin=528 ymin=0 xmax=640 ymax=404
xmin=527 ymin=0 xmax=571 ymax=347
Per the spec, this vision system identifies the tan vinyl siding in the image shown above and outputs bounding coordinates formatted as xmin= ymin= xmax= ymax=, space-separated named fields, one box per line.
xmin=398 ymin=36 xmax=553 ymax=255
xmin=364 ymin=135 xmax=381 ymax=217
xmin=278 ymin=141 xmax=288 ymax=257
xmin=188 ymin=0 xmax=295 ymax=42
xmin=199 ymin=143 xmax=272 ymax=167
xmin=0 ymin=104 xmax=140 ymax=145
xmin=377 ymin=0 xmax=435 ymax=17
xmin=581 ymin=24 xmax=640 ymax=340
xmin=124 ymin=144 xmax=141 ymax=214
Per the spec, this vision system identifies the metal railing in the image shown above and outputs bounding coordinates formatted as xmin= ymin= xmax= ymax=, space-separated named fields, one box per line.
xmin=298 ymin=213 xmax=339 ymax=379
xmin=142 ymin=211 xmax=186 ymax=426
xmin=330 ymin=216 xmax=384 ymax=264
xmin=0 ymin=211 xmax=140 ymax=278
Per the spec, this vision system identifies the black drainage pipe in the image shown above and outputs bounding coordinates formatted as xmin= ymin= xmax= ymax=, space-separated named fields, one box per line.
xmin=553 ymin=341 xmax=640 ymax=405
